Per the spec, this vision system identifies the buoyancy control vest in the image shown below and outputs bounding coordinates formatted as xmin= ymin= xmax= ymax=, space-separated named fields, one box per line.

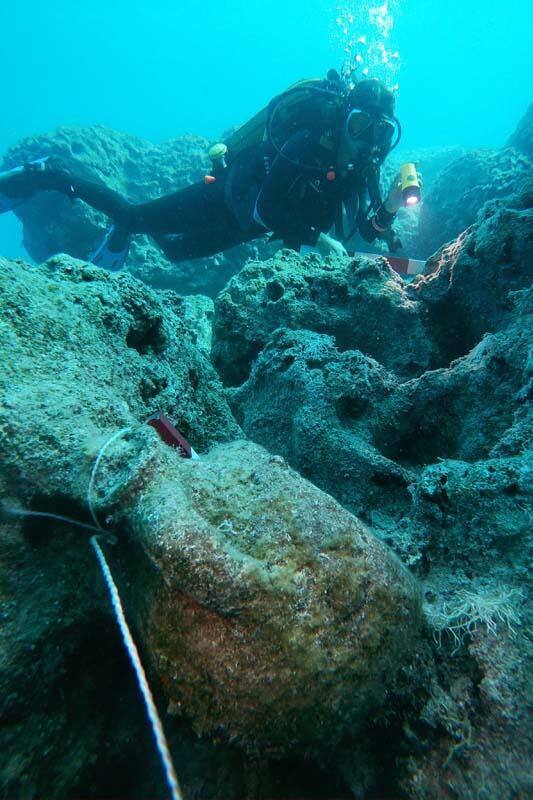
xmin=219 ymin=75 xmax=399 ymax=241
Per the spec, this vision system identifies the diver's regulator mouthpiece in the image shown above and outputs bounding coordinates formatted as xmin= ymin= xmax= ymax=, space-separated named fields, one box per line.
xmin=400 ymin=163 xmax=420 ymax=206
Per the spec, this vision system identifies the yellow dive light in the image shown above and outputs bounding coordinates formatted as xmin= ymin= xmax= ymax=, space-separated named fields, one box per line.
xmin=400 ymin=163 xmax=421 ymax=206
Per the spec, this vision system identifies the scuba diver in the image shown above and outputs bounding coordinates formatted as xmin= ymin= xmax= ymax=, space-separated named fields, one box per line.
xmin=0 ymin=71 xmax=406 ymax=269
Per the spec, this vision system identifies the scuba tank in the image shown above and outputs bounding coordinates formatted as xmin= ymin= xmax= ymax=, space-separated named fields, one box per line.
xmin=265 ymin=79 xmax=346 ymax=167
xmin=222 ymin=77 xmax=346 ymax=166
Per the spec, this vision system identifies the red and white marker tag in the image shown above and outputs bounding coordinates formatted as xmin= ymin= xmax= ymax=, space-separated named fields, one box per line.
xmin=354 ymin=251 xmax=426 ymax=276
xmin=147 ymin=412 xmax=200 ymax=459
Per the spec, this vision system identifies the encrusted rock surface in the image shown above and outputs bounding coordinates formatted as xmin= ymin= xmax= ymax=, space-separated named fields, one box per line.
xmin=213 ymin=249 xmax=434 ymax=386
xmin=508 ymin=102 xmax=533 ymax=160
xmin=416 ymin=146 xmax=532 ymax=258
xmin=0 ymin=254 xmax=425 ymax=797
xmin=412 ymin=181 xmax=533 ymax=365
xmin=228 ymin=328 xmax=411 ymax=533
xmin=2 ymin=103 xmax=533 ymax=800
xmin=227 ymin=272 xmax=533 ymax=573
xmin=0 ymin=255 xmax=239 ymax=467
xmin=123 ymin=439 xmax=422 ymax=755
xmin=223 ymin=183 xmax=533 ymax=798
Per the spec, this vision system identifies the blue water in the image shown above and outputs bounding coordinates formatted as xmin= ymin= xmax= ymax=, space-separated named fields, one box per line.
xmin=1 ymin=0 xmax=532 ymax=257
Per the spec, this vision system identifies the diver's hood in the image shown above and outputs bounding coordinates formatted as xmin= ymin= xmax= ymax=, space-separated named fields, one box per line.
xmin=347 ymin=78 xmax=396 ymax=117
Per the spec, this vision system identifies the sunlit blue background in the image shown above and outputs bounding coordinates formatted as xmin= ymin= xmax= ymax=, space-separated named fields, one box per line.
xmin=1 ymin=0 xmax=532 ymax=257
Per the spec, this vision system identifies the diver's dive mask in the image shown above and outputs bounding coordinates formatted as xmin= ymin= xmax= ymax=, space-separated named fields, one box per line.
xmin=342 ymin=107 xmax=401 ymax=163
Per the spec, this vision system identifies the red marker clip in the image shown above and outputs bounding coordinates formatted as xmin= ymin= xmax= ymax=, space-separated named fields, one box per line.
xmin=204 ymin=175 xmax=216 ymax=184
xmin=326 ymin=170 xmax=336 ymax=181
xmin=147 ymin=412 xmax=193 ymax=458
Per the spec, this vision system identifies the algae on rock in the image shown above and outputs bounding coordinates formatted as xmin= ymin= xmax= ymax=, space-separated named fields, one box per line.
xmin=213 ymin=249 xmax=433 ymax=387
xmin=122 ymin=439 xmax=423 ymax=755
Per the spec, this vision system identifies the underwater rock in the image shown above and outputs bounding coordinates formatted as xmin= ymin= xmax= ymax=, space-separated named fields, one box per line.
xmin=2 ymin=125 xmax=275 ymax=296
xmin=0 ymin=254 xmax=243 ymax=797
xmin=227 ymin=275 xmax=533 ymax=572
xmin=415 ymin=146 xmax=532 ymax=258
xmin=411 ymin=180 xmax=533 ymax=366
xmin=508 ymin=102 xmax=533 ymax=160
xmin=389 ymin=272 xmax=533 ymax=591
xmin=0 ymin=255 xmax=239 ymax=505
xmin=220 ymin=195 xmax=533 ymax=797
xmin=120 ymin=438 xmax=423 ymax=755
xmin=382 ymin=290 xmax=533 ymax=577
xmin=225 ymin=195 xmax=533 ymax=573
xmin=227 ymin=327 xmax=416 ymax=536
xmin=398 ymin=619 xmax=533 ymax=800
xmin=0 ymin=253 xmax=424 ymax=782
xmin=212 ymin=249 xmax=434 ymax=386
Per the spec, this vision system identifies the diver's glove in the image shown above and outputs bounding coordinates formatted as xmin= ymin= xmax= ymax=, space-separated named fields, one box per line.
xmin=300 ymin=232 xmax=347 ymax=258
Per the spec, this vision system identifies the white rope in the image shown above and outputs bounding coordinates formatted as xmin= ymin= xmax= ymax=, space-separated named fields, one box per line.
xmin=87 ymin=427 xmax=132 ymax=529
xmin=0 ymin=504 xmax=102 ymax=533
xmin=90 ymin=535 xmax=183 ymax=800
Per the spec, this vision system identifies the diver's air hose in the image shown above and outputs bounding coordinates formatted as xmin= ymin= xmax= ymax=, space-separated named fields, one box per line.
xmin=265 ymin=83 xmax=345 ymax=174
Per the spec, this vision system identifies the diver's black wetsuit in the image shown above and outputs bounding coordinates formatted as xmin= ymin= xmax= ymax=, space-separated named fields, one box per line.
xmin=2 ymin=125 xmax=392 ymax=261
xmin=10 ymin=160 xmax=260 ymax=261
xmin=248 ymin=130 xmax=386 ymax=249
